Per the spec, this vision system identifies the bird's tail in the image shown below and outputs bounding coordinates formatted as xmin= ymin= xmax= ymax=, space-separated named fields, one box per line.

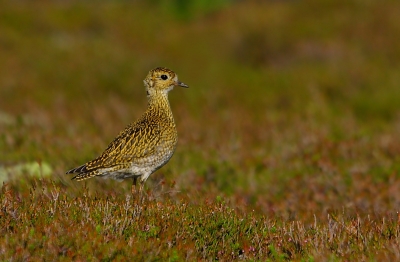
xmin=71 ymin=171 xmax=99 ymax=181
xmin=66 ymin=164 xmax=99 ymax=181
xmin=66 ymin=164 xmax=87 ymax=174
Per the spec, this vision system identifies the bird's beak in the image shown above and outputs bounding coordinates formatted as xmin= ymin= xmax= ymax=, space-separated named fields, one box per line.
xmin=174 ymin=80 xmax=189 ymax=88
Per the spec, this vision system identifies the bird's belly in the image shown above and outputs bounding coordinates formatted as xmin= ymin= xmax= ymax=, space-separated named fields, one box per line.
xmin=100 ymin=166 xmax=147 ymax=181
xmin=132 ymin=147 xmax=176 ymax=172
xmin=100 ymin=139 xmax=177 ymax=181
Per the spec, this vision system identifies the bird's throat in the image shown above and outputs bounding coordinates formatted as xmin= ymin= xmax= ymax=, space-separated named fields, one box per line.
xmin=147 ymin=91 xmax=174 ymax=122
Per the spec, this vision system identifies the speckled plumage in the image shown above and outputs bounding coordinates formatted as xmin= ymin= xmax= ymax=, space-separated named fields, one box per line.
xmin=66 ymin=67 xmax=188 ymax=194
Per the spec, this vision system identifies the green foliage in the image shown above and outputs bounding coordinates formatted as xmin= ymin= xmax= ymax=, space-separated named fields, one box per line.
xmin=151 ymin=0 xmax=231 ymax=20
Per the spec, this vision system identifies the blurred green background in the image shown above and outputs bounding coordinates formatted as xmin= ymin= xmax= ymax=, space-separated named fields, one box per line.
xmin=1 ymin=0 xmax=400 ymax=217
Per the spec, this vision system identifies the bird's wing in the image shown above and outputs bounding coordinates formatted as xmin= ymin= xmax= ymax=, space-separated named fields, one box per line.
xmin=84 ymin=119 xmax=163 ymax=172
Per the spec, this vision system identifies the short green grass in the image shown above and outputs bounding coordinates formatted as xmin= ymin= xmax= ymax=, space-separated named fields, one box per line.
xmin=1 ymin=0 xmax=400 ymax=260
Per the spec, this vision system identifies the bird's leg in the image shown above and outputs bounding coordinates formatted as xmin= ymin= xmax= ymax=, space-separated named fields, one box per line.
xmin=131 ymin=176 xmax=138 ymax=196
xmin=139 ymin=180 xmax=145 ymax=204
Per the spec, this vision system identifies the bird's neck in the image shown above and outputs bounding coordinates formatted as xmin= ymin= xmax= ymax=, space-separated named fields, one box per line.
xmin=147 ymin=90 xmax=174 ymax=121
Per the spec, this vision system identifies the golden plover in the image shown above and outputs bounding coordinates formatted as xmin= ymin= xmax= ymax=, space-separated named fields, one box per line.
xmin=66 ymin=67 xmax=188 ymax=196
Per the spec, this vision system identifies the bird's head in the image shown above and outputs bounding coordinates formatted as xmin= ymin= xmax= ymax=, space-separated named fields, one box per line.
xmin=144 ymin=67 xmax=188 ymax=94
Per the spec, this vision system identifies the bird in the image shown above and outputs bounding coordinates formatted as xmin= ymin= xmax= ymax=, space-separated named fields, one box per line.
xmin=66 ymin=67 xmax=188 ymax=198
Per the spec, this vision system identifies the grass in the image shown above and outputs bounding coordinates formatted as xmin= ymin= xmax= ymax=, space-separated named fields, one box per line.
xmin=2 ymin=183 xmax=400 ymax=261
xmin=1 ymin=0 xmax=400 ymax=260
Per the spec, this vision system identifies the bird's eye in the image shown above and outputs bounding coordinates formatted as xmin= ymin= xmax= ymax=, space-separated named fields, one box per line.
xmin=160 ymin=75 xmax=168 ymax=80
